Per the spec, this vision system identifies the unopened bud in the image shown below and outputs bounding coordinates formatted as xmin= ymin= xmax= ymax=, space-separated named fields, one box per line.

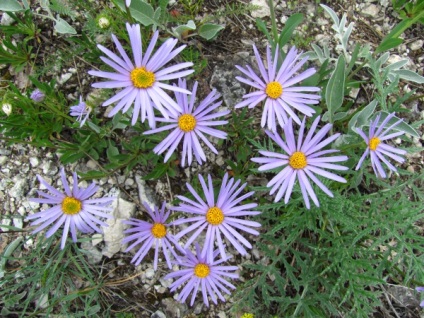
xmin=2 ymin=103 xmax=12 ymax=116
xmin=98 ymin=17 xmax=110 ymax=29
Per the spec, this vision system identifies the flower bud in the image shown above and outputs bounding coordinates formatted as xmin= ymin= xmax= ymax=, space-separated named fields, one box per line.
xmin=2 ymin=103 xmax=12 ymax=116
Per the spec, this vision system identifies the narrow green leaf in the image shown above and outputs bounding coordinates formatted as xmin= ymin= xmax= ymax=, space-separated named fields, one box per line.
xmin=255 ymin=18 xmax=271 ymax=43
xmin=325 ymin=55 xmax=345 ymax=122
xmin=392 ymin=69 xmax=424 ymax=84
xmin=375 ymin=38 xmax=403 ymax=54
xmin=278 ymin=13 xmax=304 ymax=48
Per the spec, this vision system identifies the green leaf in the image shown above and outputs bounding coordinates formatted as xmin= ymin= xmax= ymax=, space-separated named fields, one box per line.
xmin=198 ymin=23 xmax=224 ymax=40
xmin=54 ymin=16 xmax=77 ymax=34
xmin=278 ymin=13 xmax=304 ymax=48
xmin=392 ymin=69 xmax=424 ymax=84
xmin=172 ymin=20 xmax=196 ymax=38
xmin=130 ymin=2 xmax=156 ymax=26
xmin=107 ymin=144 xmax=119 ymax=161
xmin=0 ymin=0 xmax=23 ymax=11
xmin=255 ymin=18 xmax=271 ymax=43
xmin=143 ymin=163 xmax=168 ymax=180
xmin=325 ymin=55 xmax=345 ymax=122
xmin=372 ymin=111 xmax=420 ymax=138
xmin=79 ymin=170 xmax=107 ymax=180
xmin=348 ymin=99 xmax=378 ymax=132
xmin=87 ymin=121 xmax=101 ymax=134
xmin=375 ymin=38 xmax=403 ymax=54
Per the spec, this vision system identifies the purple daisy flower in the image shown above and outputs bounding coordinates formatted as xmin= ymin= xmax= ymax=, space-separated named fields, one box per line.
xmin=251 ymin=116 xmax=348 ymax=209
xmin=30 ymin=89 xmax=45 ymax=102
xmin=172 ymin=173 xmax=260 ymax=261
xmin=125 ymin=0 xmax=131 ymax=7
xmin=69 ymin=96 xmax=91 ymax=127
xmin=144 ymin=79 xmax=229 ymax=167
xmin=164 ymin=243 xmax=239 ymax=307
xmin=88 ymin=23 xmax=194 ymax=128
xmin=122 ymin=201 xmax=185 ymax=270
xmin=27 ymin=168 xmax=115 ymax=249
xmin=235 ymin=44 xmax=320 ymax=131
xmin=416 ymin=287 xmax=424 ymax=307
xmin=355 ymin=112 xmax=407 ymax=178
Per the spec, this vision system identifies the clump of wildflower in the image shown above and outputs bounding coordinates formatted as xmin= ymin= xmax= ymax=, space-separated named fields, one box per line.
xmin=164 ymin=243 xmax=239 ymax=307
xmin=2 ymin=103 xmax=12 ymax=116
xmin=122 ymin=202 xmax=184 ymax=270
xmin=27 ymin=168 xmax=115 ymax=249
xmin=241 ymin=314 xmax=254 ymax=318
xmin=69 ymin=96 xmax=91 ymax=127
xmin=172 ymin=173 xmax=260 ymax=261
xmin=416 ymin=287 xmax=424 ymax=307
xmin=144 ymin=79 xmax=229 ymax=167
xmin=30 ymin=89 xmax=45 ymax=102
xmin=355 ymin=112 xmax=407 ymax=178
xmin=235 ymin=44 xmax=320 ymax=131
xmin=88 ymin=23 xmax=194 ymax=128
xmin=252 ymin=116 xmax=348 ymax=209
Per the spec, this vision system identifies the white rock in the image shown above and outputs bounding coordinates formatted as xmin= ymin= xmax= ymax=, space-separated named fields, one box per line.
xmin=151 ymin=311 xmax=166 ymax=318
xmin=10 ymin=179 xmax=28 ymax=198
xmin=86 ymin=160 xmax=97 ymax=169
xmin=160 ymin=277 xmax=173 ymax=288
xmin=91 ymin=233 xmax=103 ymax=246
xmin=29 ymin=157 xmax=39 ymax=167
xmin=250 ymin=0 xmax=270 ymax=18
xmin=12 ymin=217 xmax=23 ymax=229
xmin=361 ymin=4 xmax=380 ymax=18
xmin=135 ymin=175 xmax=157 ymax=209
xmin=145 ymin=268 xmax=155 ymax=279
xmin=58 ymin=73 xmax=72 ymax=85
xmin=102 ymin=197 xmax=135 ymax=258
xmin=0 ymin=156 xmax=7 ymax=165
xmin=410 ymin=40 xmax=423 ymax=51
xmin=35 ymin=294 xmax=49 ymax=309
xmin=124 ymin=178 xmax=134 ymax=187
xmin=1 ymin=12 xmax=14 ymax=26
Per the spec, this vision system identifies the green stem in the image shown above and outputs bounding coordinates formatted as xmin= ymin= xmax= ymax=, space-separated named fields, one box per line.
xmin=268 ymin=0 xmax=279 ymax=47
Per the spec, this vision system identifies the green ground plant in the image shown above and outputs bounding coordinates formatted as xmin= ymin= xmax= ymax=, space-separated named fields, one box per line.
xmin=0 ymin=0 xmax=423 ymax=317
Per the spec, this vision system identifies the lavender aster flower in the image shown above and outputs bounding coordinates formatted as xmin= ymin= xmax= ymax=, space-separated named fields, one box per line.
xmin=88 ymin=23 xmax=194 ymax=128
xmin=235 ymin=45 xmax=320 ymax=131
xmin=172 ymin=173 xmax=260 ymax=261
xmin=122 ymin=202 xmax=184 ymax=270
xmin=125 ymin=0 xmax=131 ymax=7
xmin=144 ymin=79 xmax=229 ymax=167
xmin=30 ymin=89 xmax=45 ymax=102
xmin=164 ymin=243 xmax=238 ymax=307
xmin=252 ymin=116 xmax=348 ymax=209
xmin=416 ymin=287 xmax=424 ymax=307
xmin=27 ymin=168 xmax=115 ymax=249
xmin=69 ymin=96 xmax=91 ymax=127
xmin=355 ymin=112 xmax=407 ymax=178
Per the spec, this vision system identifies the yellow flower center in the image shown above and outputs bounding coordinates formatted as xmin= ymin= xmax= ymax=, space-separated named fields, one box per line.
xmin=265 ymin=81 xmax=283 ymax=99
xmin=194 ymin=263 xmax=210 ymax=278
xmin=206 ymin=206 xmax=224 ymax=225
xmin=178 ymin=114 xmax=197 ymax=132
xmin=130 ymin=67 xmax=155 ymax=89
xmin=369 ymin=137 xmax=381 ymax=151
xmin=289 ymin=151 xmax=307 ymax=169
xmin=61 ymin=197 xmax=82 ymax=215
xmin=151 ymin=223 xmax=166 ymax=238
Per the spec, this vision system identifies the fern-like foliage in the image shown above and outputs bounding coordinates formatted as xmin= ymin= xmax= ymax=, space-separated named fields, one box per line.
xmin=232 ymin=172 xmax=424 ymax=317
